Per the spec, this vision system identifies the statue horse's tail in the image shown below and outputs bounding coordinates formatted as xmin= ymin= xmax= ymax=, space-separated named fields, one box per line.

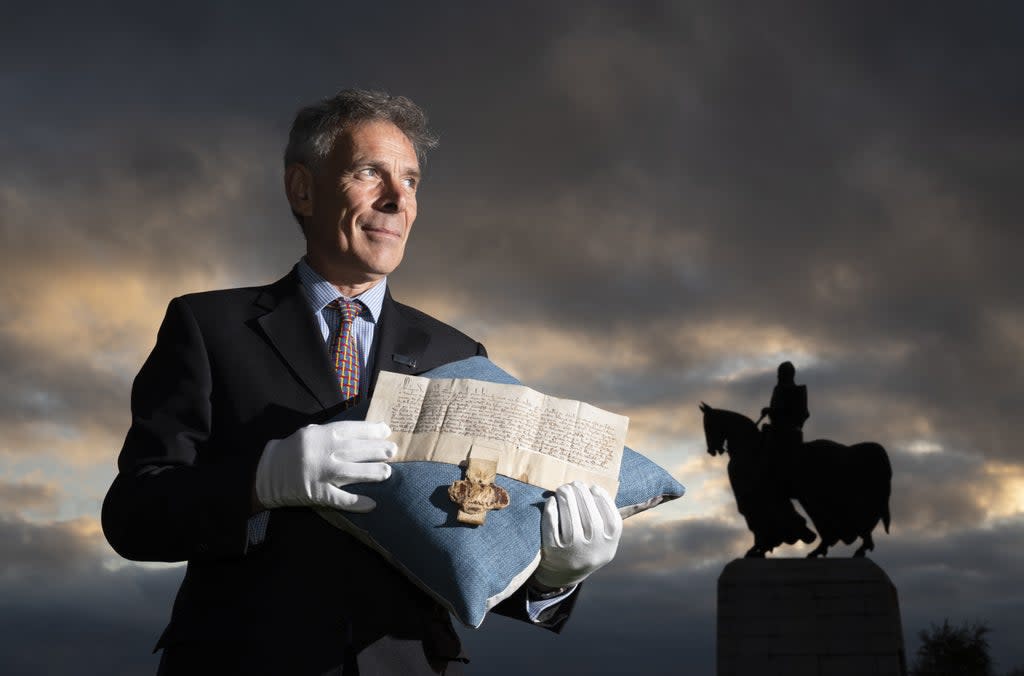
xmin=854 ymin=440 xmax=893 ymax=535
xmin=878 ymin=442 xmax=892 ymax=534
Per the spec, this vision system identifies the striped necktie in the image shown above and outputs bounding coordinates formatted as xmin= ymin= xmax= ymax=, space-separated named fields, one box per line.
xmin=327 ymin=298 xmax=363 ymax=405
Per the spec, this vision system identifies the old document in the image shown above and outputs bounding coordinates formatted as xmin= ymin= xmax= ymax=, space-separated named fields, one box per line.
xmin=366 ymin=371 xmax=628 ymax=494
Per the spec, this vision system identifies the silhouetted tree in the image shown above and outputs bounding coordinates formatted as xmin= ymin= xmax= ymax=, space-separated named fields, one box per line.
xmin=911 ymin=619 xmax=993 ymax=676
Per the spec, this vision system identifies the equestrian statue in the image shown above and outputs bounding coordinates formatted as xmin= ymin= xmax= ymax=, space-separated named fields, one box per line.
xmin=700 ymin=362 xmax=891 ymax=558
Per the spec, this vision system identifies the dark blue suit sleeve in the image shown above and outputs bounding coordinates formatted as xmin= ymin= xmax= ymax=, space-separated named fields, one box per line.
xmin=101 ymin=297 xmax=258 ymax=562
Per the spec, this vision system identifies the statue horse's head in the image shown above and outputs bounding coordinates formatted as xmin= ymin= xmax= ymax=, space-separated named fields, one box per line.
xmin=699 ymin=402 xmax=726 ymax=456
xmin=699 ymin=402 xmax=758 ymax=458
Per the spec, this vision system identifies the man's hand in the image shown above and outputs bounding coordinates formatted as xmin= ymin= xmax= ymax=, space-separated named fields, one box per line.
xmin=532 ymin=481 xmax=622 ymax=589
xmin=254 ymin=421 xmax=395 ymax=512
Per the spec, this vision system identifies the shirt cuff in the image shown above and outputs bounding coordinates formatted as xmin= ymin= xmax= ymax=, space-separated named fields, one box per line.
xmin=526 ymin=584 xmax=578 ymax=622
xmin=246 ymin=510 xmax=270 ymax=548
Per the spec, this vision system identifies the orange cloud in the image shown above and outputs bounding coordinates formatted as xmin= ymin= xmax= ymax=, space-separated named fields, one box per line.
xmin=0 ymin=479 xmax=59 ymax=515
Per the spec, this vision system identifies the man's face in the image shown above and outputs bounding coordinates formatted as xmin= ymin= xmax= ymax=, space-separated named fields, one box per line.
xmin=303 ymin=120 xmax=420 ymax=285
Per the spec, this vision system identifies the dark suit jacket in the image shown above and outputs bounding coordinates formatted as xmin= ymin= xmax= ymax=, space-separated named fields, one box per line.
xmin=101 ymin=267 xmax=576 ymax=675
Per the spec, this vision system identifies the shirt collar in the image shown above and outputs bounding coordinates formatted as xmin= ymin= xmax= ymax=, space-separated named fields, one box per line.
xmin=295 ymin=257 xmax=386 ymax=323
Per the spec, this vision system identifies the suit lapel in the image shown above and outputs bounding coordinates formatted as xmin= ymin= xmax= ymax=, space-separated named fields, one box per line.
xmin=254 ymin=269 xmax=342 ymax=410
xmin=370 ymin=289 xmax=432 ymax=394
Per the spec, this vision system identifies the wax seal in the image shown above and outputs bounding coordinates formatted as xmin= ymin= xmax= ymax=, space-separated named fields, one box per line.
xmin=448 ymin=457 xmax=510 ymax=525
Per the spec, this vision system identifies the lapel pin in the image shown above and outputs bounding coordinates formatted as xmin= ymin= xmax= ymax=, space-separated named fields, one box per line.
xmin=392 ymin=353 xmax=417 ymax=368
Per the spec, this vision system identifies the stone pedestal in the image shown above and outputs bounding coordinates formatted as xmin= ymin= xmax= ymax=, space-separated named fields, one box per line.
xmin=717 ymin=558 xmax=906 ymax=676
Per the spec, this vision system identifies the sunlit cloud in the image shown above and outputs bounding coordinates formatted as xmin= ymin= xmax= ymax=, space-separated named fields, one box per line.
xmin=0 ymin=480 xmax=58 ymax=515
xmin=975 ymin=461 xmax=1024 ymax=523
xmin=904 ymin=439 xmax=945 ymax=455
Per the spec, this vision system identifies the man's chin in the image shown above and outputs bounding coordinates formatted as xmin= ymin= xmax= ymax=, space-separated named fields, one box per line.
xmin=360 ymin=244 xmax=406 ymax=273
xmin=359 ymin=254 xmax=405 ymax=279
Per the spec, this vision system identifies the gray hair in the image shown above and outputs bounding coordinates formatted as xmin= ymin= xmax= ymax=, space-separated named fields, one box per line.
xmin=284 ymin=88 xmax=439 ymax=174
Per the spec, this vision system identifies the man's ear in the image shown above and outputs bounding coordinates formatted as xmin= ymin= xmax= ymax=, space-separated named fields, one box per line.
xmin=284 ymin=163 xmax=315 ymax=221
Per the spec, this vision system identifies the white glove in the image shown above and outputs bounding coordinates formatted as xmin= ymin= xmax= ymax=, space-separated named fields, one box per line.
xmin=254 ymin=420 xmax=395 ymax=512
xmin=532 ymin=481 xmax=623 ymax=589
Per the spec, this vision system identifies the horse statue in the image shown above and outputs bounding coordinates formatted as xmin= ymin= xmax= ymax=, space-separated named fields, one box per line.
xmin=700 ymin=402 xmax=891 ymax=558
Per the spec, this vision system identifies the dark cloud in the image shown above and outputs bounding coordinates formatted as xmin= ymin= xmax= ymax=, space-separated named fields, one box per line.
xmin=0 ymin=118 xmax=290 ymax=281
xmin=1 ymin=0 xmax=1022 ymax=673
xmin=0 ymin=518 xmax=178 ymax=675
xmin=612 ymin=517 xmax=750 ymax=571
xmin=0 ymin=512 xmax=180 ymax=674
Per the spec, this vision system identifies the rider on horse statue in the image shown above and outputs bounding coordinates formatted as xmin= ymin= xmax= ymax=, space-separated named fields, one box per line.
xmin=760 ymin=361 xmax=808 ymax=462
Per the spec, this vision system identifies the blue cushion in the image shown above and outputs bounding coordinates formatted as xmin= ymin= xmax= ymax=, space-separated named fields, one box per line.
xmin=318 ymin=356 xmax=685 ymax=628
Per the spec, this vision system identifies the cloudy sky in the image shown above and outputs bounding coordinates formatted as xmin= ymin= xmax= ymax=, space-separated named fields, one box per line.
xmin=2 ymin=1 xmax=1022 ymax=673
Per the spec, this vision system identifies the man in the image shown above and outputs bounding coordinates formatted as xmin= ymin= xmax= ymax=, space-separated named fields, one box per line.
xmin=102 ymin=89 xmax=621 ymax=675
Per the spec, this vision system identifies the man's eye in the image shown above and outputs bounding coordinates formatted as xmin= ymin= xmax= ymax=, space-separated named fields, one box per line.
xmin=402 ymin=177 xmax=418 ymax=189
xmin=359 ymin=168 xmax=378 ymax=178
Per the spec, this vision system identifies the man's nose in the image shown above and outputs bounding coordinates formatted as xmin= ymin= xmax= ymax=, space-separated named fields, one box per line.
xmin=375 ymin=177 xmax=409 ymax=214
